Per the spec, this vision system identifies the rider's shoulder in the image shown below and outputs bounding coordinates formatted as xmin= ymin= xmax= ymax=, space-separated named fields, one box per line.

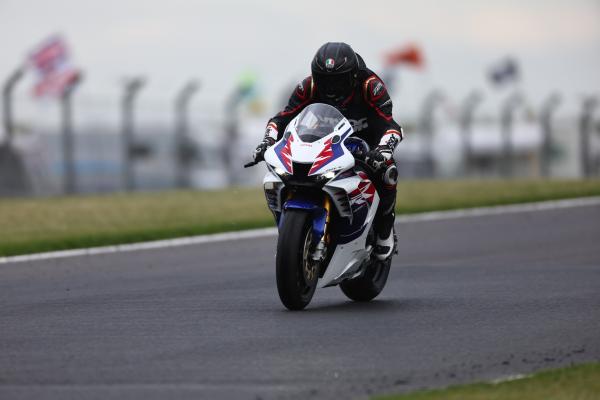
xmin=295 ymin=76 xmax=314 ymax=100
xmin=359 ymin=70 xmax=388 ymax=103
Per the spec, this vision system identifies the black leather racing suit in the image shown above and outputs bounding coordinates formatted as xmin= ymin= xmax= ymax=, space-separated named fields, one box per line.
xmin=263 ymin=55 xmax=403 ymax=237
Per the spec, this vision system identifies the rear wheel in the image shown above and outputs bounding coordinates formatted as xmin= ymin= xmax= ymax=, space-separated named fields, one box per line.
xmin=276 ymin=210 xmax=318 ymax=310
xmin=339 ymin=257 xmax=391 ymax=302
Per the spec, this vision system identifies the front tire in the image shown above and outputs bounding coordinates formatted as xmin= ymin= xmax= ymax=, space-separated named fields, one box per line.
xmin=339 ymin=258 xmax=391 ymax=302
xmin=276 ymin=210 xmax=318 ymax=310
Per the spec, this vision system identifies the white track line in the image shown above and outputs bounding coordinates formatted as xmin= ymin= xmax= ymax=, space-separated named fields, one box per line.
xmin=489 ymin=373 xmax=529 ymax=384
xmin=395 ymin=196 xmax=600 ymax=223
xmin=1 ymin=196 xmax=599 ymax=265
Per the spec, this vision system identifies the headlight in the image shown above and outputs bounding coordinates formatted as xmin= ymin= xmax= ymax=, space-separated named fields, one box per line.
xmin=316 ymin=170 xmax=337 ymax=182
xmin=273 ymin=167 xmax=290 ymax=178
xmin=322 ymin=171 xmax=336 ymax=179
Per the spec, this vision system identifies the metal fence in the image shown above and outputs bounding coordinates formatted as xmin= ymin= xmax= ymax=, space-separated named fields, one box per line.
xmin=1 ymin=83 xmax=599 ymax=197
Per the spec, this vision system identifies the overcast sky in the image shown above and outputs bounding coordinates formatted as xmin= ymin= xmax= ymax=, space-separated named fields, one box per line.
xmin=1 ymin=0 xmax=599 ymax=119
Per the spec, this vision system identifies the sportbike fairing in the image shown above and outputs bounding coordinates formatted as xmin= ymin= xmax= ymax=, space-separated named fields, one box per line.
xmin=265 ymin=103 xmax=354 ymax=176
xmin=262 ymin=103 xmax=380 ymax=287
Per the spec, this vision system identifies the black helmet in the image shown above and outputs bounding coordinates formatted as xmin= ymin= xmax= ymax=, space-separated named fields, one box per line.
xmin=311 ymin=42 xmax=359 ymax=105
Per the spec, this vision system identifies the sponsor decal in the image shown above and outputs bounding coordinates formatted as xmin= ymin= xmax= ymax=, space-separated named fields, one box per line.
xmin=265 ymin=123 xmax=278 ymax=140
xmin=321 ymin=116 xmax=341 ymax=125
xmin=348 ymin=117 xmax=368 ymax=132
xmin=380 ymin=129 xmax=403 ymax=147
xmin=325 ymin=58 xmax=335 ymax=70
xmin=380 ymin=99 xmax=392 ymax=108
xmin=372 ymin=81 xmax=384 ymax=97
xmin=386 ymin=134 xmax=399 ymax=149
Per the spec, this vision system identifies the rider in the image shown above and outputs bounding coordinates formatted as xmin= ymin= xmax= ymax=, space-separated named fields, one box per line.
xmin=252 ymin=42 xmax=403 ymax=260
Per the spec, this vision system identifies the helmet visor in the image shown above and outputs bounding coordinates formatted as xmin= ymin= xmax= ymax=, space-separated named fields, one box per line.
xmin=312 ymin=72 xmax=353 ymax=101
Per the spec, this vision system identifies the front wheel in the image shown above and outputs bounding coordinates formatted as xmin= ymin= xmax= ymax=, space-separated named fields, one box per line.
xmin=339 ymin=258 xmax=391 ymax=302
xmin=276 ymin=210 xmax=318 ymax=310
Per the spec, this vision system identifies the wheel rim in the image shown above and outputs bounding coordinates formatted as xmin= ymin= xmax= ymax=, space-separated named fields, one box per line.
xmin=300 ymin=229 xmax=318 ymax=298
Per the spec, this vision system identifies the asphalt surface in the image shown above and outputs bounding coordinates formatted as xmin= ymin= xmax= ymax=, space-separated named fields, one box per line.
xmin=1 ymin=204 xmax=600 ymax=400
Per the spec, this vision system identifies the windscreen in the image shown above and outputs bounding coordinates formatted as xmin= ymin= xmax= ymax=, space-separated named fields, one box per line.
xmin=295 ymin=103 xmax=345 ymax=143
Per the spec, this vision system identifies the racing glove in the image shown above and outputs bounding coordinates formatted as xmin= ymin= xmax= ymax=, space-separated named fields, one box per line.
xmin=366 ymin=129 xmax=402 ymax=173
xmin=253 ymin=123 xmax=279 ymax=162
xmin=253 ymin=137 xmax=275 ymax=163
xmin=365 ymin=147 xmax=394 ymax=173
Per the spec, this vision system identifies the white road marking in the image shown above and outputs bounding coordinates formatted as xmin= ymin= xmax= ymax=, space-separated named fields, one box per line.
xmin=1 ymin=196 xmax=599 ymax=265
xmin=395 ymin=196 xmax=600 ymax=223
xmin=489 ymin=373 xmax=529 ymax=384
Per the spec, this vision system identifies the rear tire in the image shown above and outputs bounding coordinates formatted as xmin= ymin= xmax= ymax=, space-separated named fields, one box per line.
xmin=276 ymin=210 xmax=317 ymax=310
xmin=339 ymin=258 xmax=391 ymax=302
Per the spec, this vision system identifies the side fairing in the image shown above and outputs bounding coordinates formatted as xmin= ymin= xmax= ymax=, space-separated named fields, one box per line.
xmin=319 ymin=170 xmax=380 ymax=287
xmin=262 ymin=171 xmax=284 ymax=213
xmin=325 ymin=171 xmax=377 ymax=245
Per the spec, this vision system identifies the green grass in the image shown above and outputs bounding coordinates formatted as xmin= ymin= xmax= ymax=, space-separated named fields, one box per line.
xmin=1 ymin=179 xmax=600 ymax=257
xmin=374 ymin=362 xmax=600 ymax=400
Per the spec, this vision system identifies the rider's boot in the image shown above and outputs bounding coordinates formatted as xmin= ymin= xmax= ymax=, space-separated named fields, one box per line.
xmin=374 ymin=210 xmax=396 ymax=261
xmin=373 ymin=162 xmax=398 ymax=261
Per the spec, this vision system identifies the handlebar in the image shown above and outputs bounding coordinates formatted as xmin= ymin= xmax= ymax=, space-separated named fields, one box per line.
xmin=244 ymin=160 xmax=259 ymax=168
xmin=354 ymin=157 xmax=378 ymax=176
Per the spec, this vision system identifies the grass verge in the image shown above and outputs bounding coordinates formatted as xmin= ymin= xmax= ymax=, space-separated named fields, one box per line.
xmin=374 ymin=362 xmax=600 ymax=400
xmin=1 ymin=179 xmax=599 ymax=257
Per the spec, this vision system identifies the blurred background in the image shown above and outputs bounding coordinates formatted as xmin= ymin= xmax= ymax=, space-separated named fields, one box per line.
xmin=1 ymin=0 xmax=599 ymax=196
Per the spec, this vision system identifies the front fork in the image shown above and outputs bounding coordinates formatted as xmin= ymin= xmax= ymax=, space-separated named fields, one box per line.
xmin=278 ymin=194 xmax=332 ymax=264
xmin=312 ymin=196 xmax=332 ymax=262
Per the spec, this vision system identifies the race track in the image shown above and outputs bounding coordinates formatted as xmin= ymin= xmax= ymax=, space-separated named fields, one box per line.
xmin=1 ymin=202 xmax=600 ymax=400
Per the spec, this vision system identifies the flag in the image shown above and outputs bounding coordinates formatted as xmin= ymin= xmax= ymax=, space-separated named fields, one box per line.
xmin=488 ymin=57 xmax=520 ymax=87
xmin=29 ymin=35 xmax=80 ymax=98
xmin=381 ymin=44 xmax=425 ymax=91
xmin=384 ymin=44 xmax=424 ymax=68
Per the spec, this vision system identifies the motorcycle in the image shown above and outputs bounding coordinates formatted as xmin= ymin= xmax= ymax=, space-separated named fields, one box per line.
xmin=245 ymin=103 xmax=395 ymax=310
